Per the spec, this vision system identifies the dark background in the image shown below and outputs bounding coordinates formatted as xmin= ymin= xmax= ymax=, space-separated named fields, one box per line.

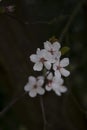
xmin=0 ymin=0 xmax=87 ymax=130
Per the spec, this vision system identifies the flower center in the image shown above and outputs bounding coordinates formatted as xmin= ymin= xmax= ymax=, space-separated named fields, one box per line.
xmin=33 ymin=85 xmax=37 ymax=89
xmin=40 ymin=57 xmax=47 ymax=63
xmin=57 ymin=65 xmax=62 ymax=70
xmin=48 ymin=80 xmax=52 ymax=87
xmin=48 ymin=48 xmax=55 ymax=55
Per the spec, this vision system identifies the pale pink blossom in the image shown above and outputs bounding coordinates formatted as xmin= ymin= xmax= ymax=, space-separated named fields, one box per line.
xmin=24 ymin=76 xmax=45 ymax=97
xmin=30 ymin=48 xmax=55 ymax=71
xmin=53 ymin=58 xmax=70 ymax=78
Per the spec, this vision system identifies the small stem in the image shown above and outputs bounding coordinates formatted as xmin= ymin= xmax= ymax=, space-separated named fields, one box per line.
xmin=40 ymin=96 xmax=47 ymax=130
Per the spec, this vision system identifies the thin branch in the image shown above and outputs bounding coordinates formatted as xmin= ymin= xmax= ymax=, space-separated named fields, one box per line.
xmin=40 ymin=96 xmax=47 ymax=130
xmin=5 ymin=13 xmax=69 ymax=26
xmin=59 ymin=0 xmax=85 ymax=42
xmin=0 ymin=92 xmax=26 ymax=117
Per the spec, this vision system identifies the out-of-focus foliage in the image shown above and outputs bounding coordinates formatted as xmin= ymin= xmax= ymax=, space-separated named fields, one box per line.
xmin=0 ymin=0 xmax=87 ymax=130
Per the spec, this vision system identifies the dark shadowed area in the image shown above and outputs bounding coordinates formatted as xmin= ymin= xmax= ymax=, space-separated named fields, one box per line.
xmin=0 ymin=0 xmax=87 ymax=130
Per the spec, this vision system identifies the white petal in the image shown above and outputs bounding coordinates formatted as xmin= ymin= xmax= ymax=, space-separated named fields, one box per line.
xmin=33 ymin=62 xmax=43 ymax=71
xmin=53 ymin=61 xmax=60 ymax=70
xmin=54 ymin=77 xmax=64 ymax=85
xmin=60 ymin=58 xmax=69 ymax=67
xmin=44 ymin=61 xmax=51 ymax=70
xmin=37 ymin=78 xmax=44 ymax=87
xmin=60 ymin=68 xmax=70 ymax=77
xmin=36 ymin=48 xmax=40 ymax=55
xmin=58 ymin=78 xmax=64 ymax=85
xmin=53 ymin=53 xmax=60 ymax=62
xmin=30 ymin=54 xmax=38 ymax=63
xmin=54 ymin=89 xmax=61 ymax=96
xmin=38 ymin=49 xmax=47 ymax=58
xmin=57 ymin=51 xmax=61 ymax=58
xmin=37 ymin=76 xmax=44 ymax=81
xmin=52 ymin=41 xmax=61 ymax=50
xmin=53 ymin=84 xmax=67 ymax=96
xmin=28 ymin=76 xmax=36 ymax=85
xmin=45 ymin=85 xmax=52 ymax=91
xmin=59 ymin=86 xmax=67 ymax=93
xmin=54 ymin=70 xmax=61 ymax=79
xmin=29 ymin=89 xmax=37 ymax=97
xmin=51 ymin=82 xmax=57 ymax=89
xmin=47 ymin=72 xmax=53 ymax=80
xmin=42 ymin=50 xmax=53 ymax=61
xmin=36 ymin=87 xmax=45 ymax=95
xmin=44 ymin=41 xmax=51 ymax=50
xmin=49 ymin=57 xmax=56 ymax=63
xmin=24 ymin=83 xmax=32 ymax=92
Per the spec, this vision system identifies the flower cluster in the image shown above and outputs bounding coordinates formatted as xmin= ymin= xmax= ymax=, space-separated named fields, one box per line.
xmin=24 ymin=40 xmax=70 ymax=97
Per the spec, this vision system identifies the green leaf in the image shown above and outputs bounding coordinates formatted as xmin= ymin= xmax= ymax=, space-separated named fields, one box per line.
xmin=43 ymin=68 xmax=47 ymax=76
xmin=60 ymin=46 xmax=70 ymax=55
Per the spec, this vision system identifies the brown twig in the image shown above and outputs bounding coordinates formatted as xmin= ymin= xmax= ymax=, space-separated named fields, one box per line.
xmin=5 ymin=14 xmax=68 ymax=26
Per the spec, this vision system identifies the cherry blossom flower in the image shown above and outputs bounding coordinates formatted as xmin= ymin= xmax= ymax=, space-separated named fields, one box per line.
xmin=30 ymin=48 xmax=55 ymax=71
xmin=53 ymin=58 xmax=70 ymax=78
xmin=24 ymin=76 xmax=45 ymax=97
xmin=45 ymin=73 xmax=67 ymax=96
xmin=45 ymin=73 xmax=63 ymax=91
xmin=44 ymin=41 xmax=61 ymax=59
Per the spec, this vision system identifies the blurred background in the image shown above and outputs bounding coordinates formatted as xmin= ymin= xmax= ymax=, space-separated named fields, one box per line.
xmin=0 ymin=0 xmax=87 ymax=130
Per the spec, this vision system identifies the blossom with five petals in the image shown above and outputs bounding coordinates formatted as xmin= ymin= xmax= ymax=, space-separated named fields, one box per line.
xmin=24 ymin=76 xmax=45 ymax=97
xmin=30 ymin=48 xmax=55 ymax=71
xmin=53 ymin=58 xmax=70 ymax=78
xmin=45 ymin=73 xmax=67 ymax=96
xmin=44 ymin=41 xmax=61 ymax=59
